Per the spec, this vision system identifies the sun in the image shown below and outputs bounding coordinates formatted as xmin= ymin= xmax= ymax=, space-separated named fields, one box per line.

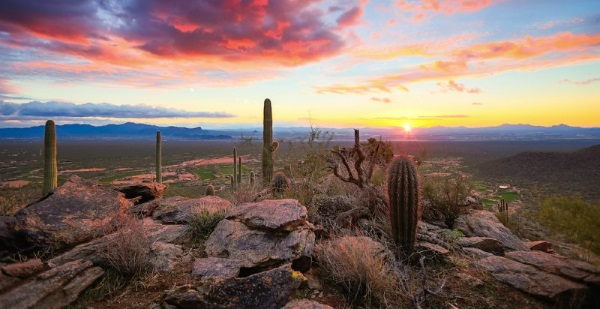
xmin=403 ymin=123 xmax=412 ymax=133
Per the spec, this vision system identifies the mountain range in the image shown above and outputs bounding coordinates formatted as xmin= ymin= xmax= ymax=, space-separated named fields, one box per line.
xmin=0 ymin=122 xmax=599 ymax=141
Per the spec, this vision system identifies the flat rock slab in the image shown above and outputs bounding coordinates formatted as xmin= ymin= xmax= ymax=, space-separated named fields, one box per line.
xmin=205 ymin=219 xmax=314 ymax=268
xmin=525 ymin=240 xmax=553 ymax=253
xmin=477 ymin=255 xmax=586 ymax=302
xmin=0 ymin=260 xmax=103 ymax=309
xmin=458 ymin=237 xmax=505 ymax=255
xmin=192 ymin=257 xmax=241 ymax=280
xmin=153 ymin=196 xmax=232 ymax=224
xmin=1 ymin=258 xmax=44 ymax=278
xmin=505 ymin=251 xmax=600 ymax=285
xmin=227 ymin=199 xmax=308 ymax=231
xmin=165 ymin=264 xmax=303 ymax=309
xmin=14 ymin=175 xmax=131 ymax=250
xmin=283 ymin=299 xmax=334 ymax=309
xmin=455 ymin=210 xmax=527 ymax=251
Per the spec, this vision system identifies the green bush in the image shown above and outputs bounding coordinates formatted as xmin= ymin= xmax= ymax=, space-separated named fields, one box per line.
xmin=189 ymin=209 xmax=226 ymax=242
xmin=536 ymin=195 xmax=600 ymax=255
xmin=422 ymin=174 xmax=473 ymax=228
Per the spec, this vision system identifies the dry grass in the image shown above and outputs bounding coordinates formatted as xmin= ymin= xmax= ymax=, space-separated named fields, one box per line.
xmin=188 ymin=208 xmax=226 ymax=243
xmin=315 ymin=236 xmax=409 ymax=308
xmin=101 ymin=217 xmax=152 ymax=277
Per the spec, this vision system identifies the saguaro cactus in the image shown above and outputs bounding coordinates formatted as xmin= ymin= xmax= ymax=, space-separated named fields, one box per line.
xmin=156 ymin=131 xmax=162 ymax=184
xmin=205 ymin=184 xmax=215 ymax=196
xmin=387 ymin=155 xmax=421 ymax=255
xmin=250 ymin=171 xmax=255 ymax=186
xmin=497 ymin=198 xmax=509 ymax=224
xmin=262 ymin=98 xmax=278 ymax=185
xmin=233 ymin=147 xmax=237 ymax=189
xmin=237 ymin=157 xmax=242 ymax=185
xmin=42 ymin=120 xmax=58 ymax=196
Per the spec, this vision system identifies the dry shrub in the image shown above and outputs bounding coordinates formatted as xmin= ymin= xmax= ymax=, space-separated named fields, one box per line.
xmin=101 ymin=217 xmax=152 ymax=277
xmin=315 ymin=236 xmax=408 ymax=308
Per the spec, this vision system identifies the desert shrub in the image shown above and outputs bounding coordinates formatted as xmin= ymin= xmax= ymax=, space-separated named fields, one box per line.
xmin=101 ymin=217 xmax=152 ymax=277
xmin=271 ymin=172 xmax=290 ymax=198
xmin=536 ymin=195 xmax=600 ymax=255
xmin=422 ymin=174 xmax=473 ymax=228
xmin=315 ymin=237 xmax=407 ymax=308
xmin=189 ymin=209 xmax=226 ymax=242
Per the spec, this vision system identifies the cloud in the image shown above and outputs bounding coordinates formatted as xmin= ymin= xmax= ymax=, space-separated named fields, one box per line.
xmin=364 ymin=114 xmax=469 ymax=121
xmin=0 ymin=101 xmax=235 ymax=119
xmin=316 ymin=32 xmax=600 ymax=94
xmin=472 ymin=102 xmax=483 ymax=106
xmin=436 ymin=80 xmax=480 ymax=93
xmin=397 ymin=0 xmax=496 ymax=21
xmin=0 ymin=0 xmax=365 ymax=67
xmin=560 ymin=77 xmax=600 ymax=85
xmin=370 ymin=97 xmax=392 ymax=103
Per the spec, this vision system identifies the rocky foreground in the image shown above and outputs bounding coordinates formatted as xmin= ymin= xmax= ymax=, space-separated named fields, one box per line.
xmin=0 ymin=175 xmax=599 ymax=308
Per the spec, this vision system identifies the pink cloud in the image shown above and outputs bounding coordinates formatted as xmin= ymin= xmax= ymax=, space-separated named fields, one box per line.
xmin=436 ymin=80 xmax=480 ymax=93
xmin=397 ymin=0 xmax=496 ymax=21
xmin=560 ymin=77 xmax=600 ymax=85
xmin=370 ymin=97 xmax=392 ymax=103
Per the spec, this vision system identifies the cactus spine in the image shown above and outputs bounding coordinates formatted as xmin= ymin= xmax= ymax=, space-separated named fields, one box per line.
xmin=262 ymin=98 xmax=278 ymax=185
xmin=42 ymin=120 xmax=58 ymax=196
xmin=206 ymin=184 xmax=215 ymax=196
xmin=233 ymin=147 xmax=237 ymax=189
xmin=237 ymin=157 xmax=242 ymax=185
xmin=156 ymin=131 xmax=162 ymax=184
xmin=387 ymin=155 xmax=421 ymax=255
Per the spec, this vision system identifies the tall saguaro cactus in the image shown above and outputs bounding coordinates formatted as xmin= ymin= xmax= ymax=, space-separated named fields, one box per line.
xmin=237 ymin=157 xmax=242 ymax=185
xmin=233 ymin=147 xmax=238 ymax=189
xmin=42 ymin=120 xmax=58 ymax=196
xmin=156 ymin=131 xmax=162 ymax=184
xmin=387 ymin=155 xmax=421 ymax=255
xmin=262 ymin=98 xmax=278 ymax=185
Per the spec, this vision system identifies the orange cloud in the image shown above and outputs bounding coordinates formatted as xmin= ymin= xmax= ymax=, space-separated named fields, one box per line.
xmin=317 ymin=32 xmax=600 ymax=94
xmin=436 ymin=80 xmax=480 ymax=93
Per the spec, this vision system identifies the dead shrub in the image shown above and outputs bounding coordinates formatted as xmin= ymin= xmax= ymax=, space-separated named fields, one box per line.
xmin=101 ymin=217 xmax=152 ymax=277
xmin=315 ymin=236 xmax=407 ymax=308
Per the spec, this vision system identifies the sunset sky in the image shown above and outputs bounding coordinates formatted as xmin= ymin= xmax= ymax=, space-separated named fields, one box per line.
xmin=0 ymin=0 xmax=598 ymax=129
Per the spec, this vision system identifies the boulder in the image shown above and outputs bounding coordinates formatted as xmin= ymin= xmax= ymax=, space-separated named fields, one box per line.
xmin=153 ymin=196 xmax=232 ymax=224
xmin=416 ymin=241 xmax=450 ymax=258
xmin=458 ymin=237 xmax=505 ymax=255
xmin=0 ymin=260 xmax=103 ymax=308
xmin=48 ymin=219 xmax=189 ymax=268
xmin=505 ymin=251 xmax=600 ymax=285
xmin=525 ymin=240 xmax=553 ymax=253
xmin=192 ymin=257 xmax=241 ymax=280
xmin=149 ymin=242 xmax=185 ymax=272
xmin=131 ymin=199 xmax=161 ymax=218
xmin=477 ymin=256 xmax=586 ymax=302
xmin=455 ymin=210 xmax=527 ymax=251
xmin=205 ymin=219 xmax=314 ymax=269
xmin=164 ymin=264 xmax=303 ymax=309
xmin=116 ymin=182 xmax=165 ymax=204
xmin=14 ymin=175 xmax=131 ymax=250
xmin=226 ymin=199 xmax=308 ymax=231
xmin=283 ymin=299 xmax=333 ymax=309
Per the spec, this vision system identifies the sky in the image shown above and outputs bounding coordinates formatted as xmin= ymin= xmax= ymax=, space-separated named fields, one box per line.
xmin=0 ymin=0 xmax=599 ymax=129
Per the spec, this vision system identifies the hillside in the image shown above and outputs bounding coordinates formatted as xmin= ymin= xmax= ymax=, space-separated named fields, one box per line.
xmin=476 ymin=144 xmax=600 ymax=200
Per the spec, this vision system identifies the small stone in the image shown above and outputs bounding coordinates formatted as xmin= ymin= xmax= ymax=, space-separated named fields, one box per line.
xmin=525 ymin=240 xmax=553 ymax=253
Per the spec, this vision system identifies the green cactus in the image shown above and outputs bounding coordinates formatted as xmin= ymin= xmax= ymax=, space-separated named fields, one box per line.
xmin=206 ymin=184 xmax=215 ymax=196
xmin=233 ymin=147 xmax=237 ymax=189
xmin=262 ymin=98 xmax=278 ymax=185
xmin=250 ymin=171 xmax=255 ymax=186
xmin=272 ymin=172 xmax=290 ymax=198
xmin=42 ymin=120 xmax=58 ymax=196
xmin=237 ymin=157 xmax=242 ymax=185
xmin=156 ymin=131 xmax=162 ymax=184
xmin=497 ymin=198 xmax=509 ymax=224
xmin=387 ymin=155 xmax=421 ymax=255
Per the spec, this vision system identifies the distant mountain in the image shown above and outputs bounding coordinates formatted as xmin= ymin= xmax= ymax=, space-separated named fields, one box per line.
xmin=476 ymin=144 xmax=600 ymax=201
xmin=410 ymin=124 xmax=600 ymax=138
xmin=0 ymin=122 xmax=233 ymax=140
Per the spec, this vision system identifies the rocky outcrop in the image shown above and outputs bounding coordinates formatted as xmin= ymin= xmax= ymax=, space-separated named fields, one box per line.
xmin=152 ymin=196 xmax=232 ymax=224
xmin=478 ymin=255 xmax=586 ymax=303
xmin=14 ymin=175 xmax=131 ymax=250
xmin=455 ymin=210 xmax=527 ymax=251
xmin=0 ymin=260 xmax=103 ymax=309
xmin=205 ymin=199 xmax=315 ymax=271
xmin=116 ymin=182 xmax=165 ymax=205
xmin=164 ymin=264 xmax=304 ymax=309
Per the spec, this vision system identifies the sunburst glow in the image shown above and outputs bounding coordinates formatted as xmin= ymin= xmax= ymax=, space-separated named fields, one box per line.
xmin=404 ymin=123 xmax=412 ymax=133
